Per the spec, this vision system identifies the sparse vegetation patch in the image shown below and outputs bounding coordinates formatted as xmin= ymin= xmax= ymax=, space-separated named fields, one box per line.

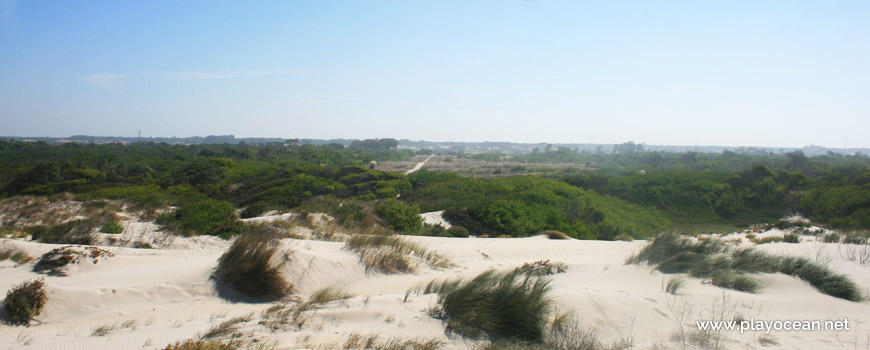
xmin=630 ymin=232 xmax=862 ymax=300
xmin=33 ymin=245 xmax=114 ymax=276
xmin=4 ymin=278 xmax=48 ymax=325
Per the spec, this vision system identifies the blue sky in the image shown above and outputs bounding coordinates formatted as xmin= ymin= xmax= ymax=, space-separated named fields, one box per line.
xmin=1 ymin=1 xmax=868 ymax=148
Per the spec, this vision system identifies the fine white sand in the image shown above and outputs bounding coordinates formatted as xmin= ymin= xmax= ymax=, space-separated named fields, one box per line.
xmin=2 ymin=226 xmax=869 ymax=350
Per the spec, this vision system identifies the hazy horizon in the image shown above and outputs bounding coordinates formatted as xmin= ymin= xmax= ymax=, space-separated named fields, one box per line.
xmin=2 ymin=1 xmax=869 ymax=148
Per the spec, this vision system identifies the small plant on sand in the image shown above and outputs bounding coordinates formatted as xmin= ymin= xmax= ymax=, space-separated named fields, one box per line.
xmin=27 ymin=219 xmax=97 ymax=245
xmin=782 ymin=234 xmax=801 ymax=243
xmin=446 ymin=226 xmax=470 ymax=238
xmin=422 ymin=269 xmax=553 ymax=342
xmin=308 ymin=287 xmax=353 ymax=305
xmin=539 ymin=230 xmax=570 ymax=240
xmin=664 ymin=276 xmax=686 ymax=295
xmin=710 ymin=273 xmax=761 ymax=293
xmin=161 ymin=339 xmax=240 ymax=350
xmin=516 ymin=260 xmax=568 ymax=276
xmin=200 ymin=315 xmax=251 ymax=339
xmin=33 ymin=246 xmax=114 ymax=276
xmin=0 ymin=247 xmax=34 ymax=265
xmin=340 ymin=332 xmax=443 ymax=350
xmin=213 ymin=231 xmax=291 ymax=299
xmin=4 ymin=278 xmax=48 ymax=325
xmin=822 ymin=233 xmax=841 ymax=243
xmin=344 ymin=235 xmax=452 ymax=274
xmin=101 ymin=220 xmax=124 ymax=234
xmin=752 ymin=236 xmax=783 ymax=245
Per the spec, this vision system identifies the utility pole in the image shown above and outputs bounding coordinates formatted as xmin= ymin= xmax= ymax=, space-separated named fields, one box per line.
xmin=138 ymin=130 xmax=141 ymax=144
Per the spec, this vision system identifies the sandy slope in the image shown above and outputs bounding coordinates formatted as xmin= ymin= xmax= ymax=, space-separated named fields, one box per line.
xmin=2 ymin=229 xmax=870 ymax=350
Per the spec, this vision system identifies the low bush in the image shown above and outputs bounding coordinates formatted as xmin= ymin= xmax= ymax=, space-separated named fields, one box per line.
xmin=4 ymin=278 xmax=48 ymax=325
xmin=424 ymin=269 xmax=553 ymax=342
xmin=516 ymin=260 xmax=567 ymax=276
xmin=213 ymin=231 xmax=291 ymax=299
xmin=782 ymin=234 xmax=801 ymax=243
xmin=33 ymin=246 xmax=114 ymax=276
xmin=822 ymin=233 xmax=841 ymax=243
xmin=101 ymin=220 xmax=124 ymax=234
xmin=752 ymin=236 xmax=783 ymax=245
xmin=375 ymin=200 xmax=422 ymax=234
xmin=447 ymin=226 xmax=470 ymax=238
xmin=613 ymin=234 xmax=634 ymax=241
xmin=0 ymin=246 xmax=31 ymax=264
xmin=843 ymin=231 xmax=869 ymax=245
xmin=540 ymin=230 xmax=570 ymax=240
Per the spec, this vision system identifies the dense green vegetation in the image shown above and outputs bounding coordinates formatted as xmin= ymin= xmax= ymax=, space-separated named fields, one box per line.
xmin=1 ymin=139 xmax=869 ymax=240
xmin=405 ymin=172 xmax=670 ymax=239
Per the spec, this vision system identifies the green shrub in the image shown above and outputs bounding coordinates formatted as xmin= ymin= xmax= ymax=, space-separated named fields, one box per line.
xmin=425 ymin=269 xmax=553 ymax=342
xmin=375 ymin=200 xmax=422 ymax=234
xmin=213 ymin=231 xmax=291 ymax=299
xmin=161 ymin=199 xmax=238 ymax=236
xmin=4 ymin=278 xmax=48 ymax=325
xmin=843 ymin=231 xmax=869 ymax=245
xmin=613 ymin=233 xmax=634 ymax=241
xmin=782 ymin=233 xmax=800 ymax=243
xmin=101 ymin=220 xmax=124 ymax=234
xmin=446 ymin=226 xmax=469 ymax=238
xmin=752 ymin=236 xmax=783 ymax=245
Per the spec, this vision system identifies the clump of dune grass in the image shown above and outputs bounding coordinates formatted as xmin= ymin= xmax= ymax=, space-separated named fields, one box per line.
xmin=27 ymin=219 xmax=97 ymax=245
xmin=343 ymin=235 xmax=452 ymax=274
xmin=710 ymin=273 xmax=761 ymax=293
xmin=664 ymin=276 xmax=686 ymax=295
xmin=4 ymin=278 xmax=48 ymax=325
xmin=339 ymin=332 xmax=443 ymax=350
xmin=751 ymin=236 xmax=783 ymax=245
xmin=782 ymin=234 xmax=801 ymax=243
xmin=200 ymin=315 xmax=251 ymax=340
xmin=161 ymin=339 xmax=241 ymax=350
xmin=309 ymin=287 xmax=353 ymax=305
xmin=422 ymin=269 xmax=553 ymax=342
xmin=0 ymin=246 xmax=33 ymax=265
xmin=213 ymin=231 xmax=292 ymax=299
xmin=629 ymin=233 xmax=863 ymax=301
xmin=822 ymin=233 xmax=841 ymax=243
xmin=516 ymin=260 xmax=567 ymax=276
xmin=101 ymin=220 xmax=124 ymax=234
xmin=539 ymin=230 xmax=570 ymax=240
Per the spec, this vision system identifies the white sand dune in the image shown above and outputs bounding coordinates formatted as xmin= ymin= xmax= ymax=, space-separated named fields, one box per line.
xmin=2 ymin=229 xmax=870 ymax=349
